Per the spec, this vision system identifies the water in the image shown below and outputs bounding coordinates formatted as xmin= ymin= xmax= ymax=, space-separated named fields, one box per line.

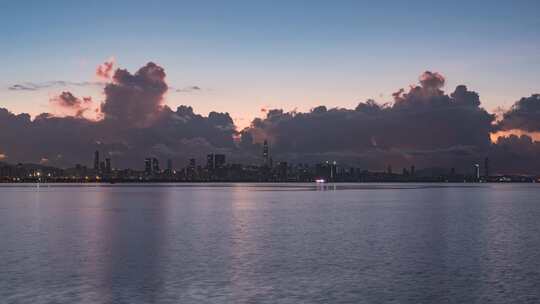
xmin=1 ymin=183 xmax=539 ymax=304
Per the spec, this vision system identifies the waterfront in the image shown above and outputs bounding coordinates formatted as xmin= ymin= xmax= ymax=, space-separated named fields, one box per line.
xmin=1 ymin=183 xmax=539 ymax=303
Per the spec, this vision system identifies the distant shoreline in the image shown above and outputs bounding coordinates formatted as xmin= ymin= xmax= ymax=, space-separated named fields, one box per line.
xmin=0 ymin=180 xmax=537 ymax=185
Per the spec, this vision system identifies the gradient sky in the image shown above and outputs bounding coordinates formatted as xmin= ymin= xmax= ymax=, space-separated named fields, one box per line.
xmin=1 ymin=0 xmax=539 ymax=128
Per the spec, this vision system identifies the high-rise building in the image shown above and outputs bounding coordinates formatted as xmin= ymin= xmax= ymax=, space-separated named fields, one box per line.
xmin=167 ymin=159 xmax=173 ymax=173
xmin=99 ymin=161 xmax=106 ymax=174
xmin=331 ymin=161 xmax=337 ymax=181
xmin=152 ymin=158 xmax=160 ymax=174
xmin=206 ymin=153 xmax=226 ymax=170
xmin=214 ymin=154 xmax=226 ymax=168
xmin=94 ymin=150 xmax=100 ymax=171
xmin=187 ymin=158 xmax=197 ymax=180
xmin=144 ymin=158 xmax=152 ymax=175
xmin=105 ymin=158 xmax=111 ymax=174
xmin=263 ymin=140 xmax=269 ymax=166
xmin=474 ymin=164 xmax=480 ymax=180
xmin=410 ymin=165 xmax=415 ymax=176
xmin=206 ymin=153 xmax=215 ymax=170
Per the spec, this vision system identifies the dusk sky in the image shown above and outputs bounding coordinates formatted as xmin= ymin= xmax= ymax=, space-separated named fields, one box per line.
xmin=1 ymin=0 xmax=539 ymax=127
xmin=1 ymin=0 xmax=540 ymax=173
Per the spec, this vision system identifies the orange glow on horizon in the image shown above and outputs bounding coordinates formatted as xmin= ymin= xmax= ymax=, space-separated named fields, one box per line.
xmin=490 ymin=130 xmax=540 ymax=143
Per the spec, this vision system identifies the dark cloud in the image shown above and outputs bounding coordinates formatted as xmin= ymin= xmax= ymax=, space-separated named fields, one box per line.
xmin=8 ymin=84 xmax=39 ymax=91
xmin=497 ymin=94 xmax=540 ymax=132
xmin=0 ymin=62 xmax=237 ymax=168
xmin=419 ymin=71 xmax=445 ymax=90
xmin=176 ymin=86 xmax=202 ymax=93
xmin=2 ymin=66 xmax=540 ymax=174
xmin=242 ymin=71 xmax=496 ymax=172
xmin=50 ymin=91 xmax=94 ymax=118
xmin=101 ymin=62 xmax=168 ymax=127
xmin=8 ymin=81 xmax=101 ymax=91
xmin=489 ymin=134 xmax=540 ymax=174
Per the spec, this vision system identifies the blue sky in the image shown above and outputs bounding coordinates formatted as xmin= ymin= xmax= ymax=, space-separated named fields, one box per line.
xmin=1 ymin=0 xmax=539 ymax=127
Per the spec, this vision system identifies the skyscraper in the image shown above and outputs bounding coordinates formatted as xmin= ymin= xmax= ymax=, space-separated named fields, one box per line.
xmin=214 ymin=154 xmax=226 ymax=169
xmin=207 ymin=153 xmax=215 ymax=170
xmin=474 ymin=164 xmax=480 ymax=181
xmin=144 ymin=158 xmax=152 ymax=175
xmin=105 ymin=158 xmax=111 ymax=174
xmin=263 ymin=140 xmax=269 ymax=166
xmin=167 ymin=159 xmax=173 ymax=174
xmin=152 ymin=158 xmax=160 ymax=174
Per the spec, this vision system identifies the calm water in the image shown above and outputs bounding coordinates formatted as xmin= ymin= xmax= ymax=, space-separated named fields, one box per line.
xmin=1 ymin=183 xmax=540 ymax=304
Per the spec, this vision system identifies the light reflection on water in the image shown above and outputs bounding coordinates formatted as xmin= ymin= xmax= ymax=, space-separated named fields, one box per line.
xmin=1 ymin=183 xmax=539 ymax=303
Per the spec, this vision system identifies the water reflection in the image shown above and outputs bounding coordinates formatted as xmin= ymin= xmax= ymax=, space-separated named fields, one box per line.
xmin=1 ymin=184 xmax=539 ymax=303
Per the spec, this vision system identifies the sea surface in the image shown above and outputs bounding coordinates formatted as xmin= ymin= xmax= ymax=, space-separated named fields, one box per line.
xmin=1 ymin=183 xmax=540 ymax=304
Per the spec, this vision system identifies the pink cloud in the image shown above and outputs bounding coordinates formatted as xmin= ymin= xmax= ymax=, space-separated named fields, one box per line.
xmin=96 ymin=58 xmax=115 ymax=80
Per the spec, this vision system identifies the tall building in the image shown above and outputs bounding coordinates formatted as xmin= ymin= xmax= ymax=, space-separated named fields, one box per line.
xmin=214 ymin=154 xmax=226 ymax=169
xmin=206 ymin=153 xmax=215 ymax=170
xmin=94 ymin=150 xmax=100 ymax=171
xmin=410 ymin=165 xmax=415 ymax=176
xmin=105 ymin=158 xmax=111 ymax=174
xmin=474 ymin=164 xmax=480 ymax=181
xmin=206 ymin=153 xmax=226 ymax=170
xmin=331 ymin=161 xmax=337 ymax=181
xmin=99 ymin=161 xmax=106 ymax=174
xmin=187 ymin=158 xmax=197 ymax=180
xmin=263 ymin=140 xmax=269 ymax=166
xmin=167 ymin=159 xmax=173 ymax=174
xmin=152 ymin=158 xmax=160 ymax=174
xmin=144 ymin=158 xmax=152 ymax=175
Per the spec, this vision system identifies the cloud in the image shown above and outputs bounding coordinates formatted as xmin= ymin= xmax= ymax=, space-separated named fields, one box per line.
xmin=241 ymin=71 xmax=496 ymax=172
xmin=96 ymin=58 xmax=115 ymax=80
xmin=0 ymin=62 xmax=237 ymax=168
xmin=176 ymin=85 xmax=202 ymax=93
xmin=50 ymin=91 xmax=94 ymax=118
xmin=8 ymin=84 xmax=39 ymax=91
xmin=489 ymin=134 xmax=540 ymax=174
xmin=2 ymin=65 xmax=540 ymax=174
xmin=419 ymin=71 xmax=445 ymax=90
xmin=100 ymin=62 xmax=168 ymax=127
xmin=8 ymin=81 xmax=102 ymax=91
xmin=497 ymin=94 xmax=540 ymax=132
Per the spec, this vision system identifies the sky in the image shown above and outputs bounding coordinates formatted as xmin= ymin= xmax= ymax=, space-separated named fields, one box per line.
xmin=1 ymin=0 xmax=540 ymax=173
xmin=1 ymin=0 xmax=539 ymax=128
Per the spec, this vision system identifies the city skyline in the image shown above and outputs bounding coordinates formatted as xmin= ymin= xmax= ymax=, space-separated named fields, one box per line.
xmin=3 ymin=146 xmax=536 ymax=183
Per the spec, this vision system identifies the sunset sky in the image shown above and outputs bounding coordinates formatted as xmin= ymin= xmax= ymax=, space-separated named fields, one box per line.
xmin=1 ymin=0 xmax=540 ymax=173
xmin=1 ymin=0 xmax=539 ymax=128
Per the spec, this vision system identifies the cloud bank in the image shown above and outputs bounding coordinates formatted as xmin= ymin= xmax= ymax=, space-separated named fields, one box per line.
xmin=1 ymin=62 xmax=236 ymax=169
xmin=1 ymin=65 xmax=539 ymax=174
xmin=497 ymin=94 xmax=540 ymax=132
xmin=241 ymin=71 xmax=539 ymax=173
